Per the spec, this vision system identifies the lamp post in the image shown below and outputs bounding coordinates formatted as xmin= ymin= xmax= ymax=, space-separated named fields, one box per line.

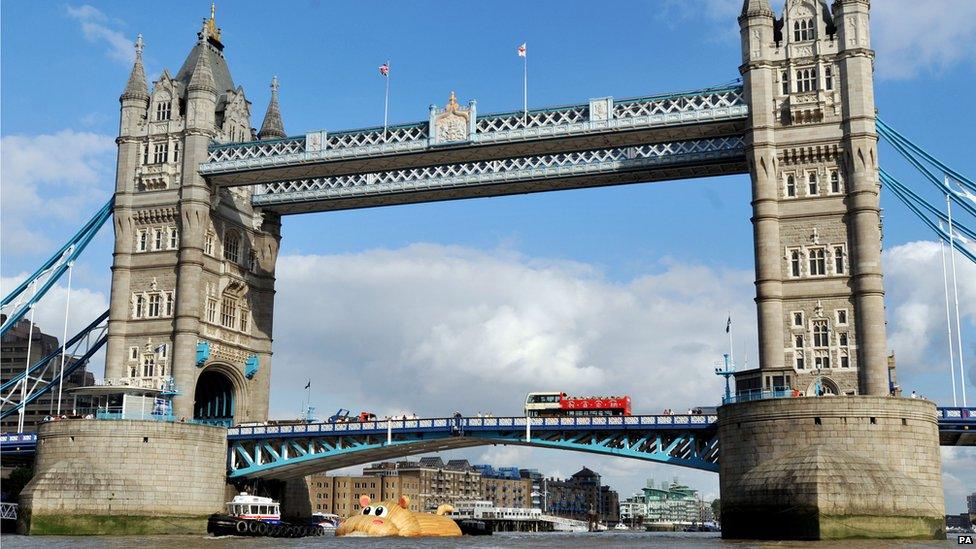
xmin=714 ymin=353 xmax=735 ymax=403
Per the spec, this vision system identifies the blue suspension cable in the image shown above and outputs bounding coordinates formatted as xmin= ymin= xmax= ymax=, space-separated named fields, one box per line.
xmin=0 ymin=332 xmax=109 ymax=420
xmin=877 ymin=125 xmax=976 ymax=219
xmin=880 ymin=169 xmax=976 ymax=242
xmin=877 ymin=118 xmax=975 ymax=191
xmin=0 ymin=199 xmax=113 ymax=335
xmin=1 ymin=200 xmax=111 ymax=308
xmin=0 ymin=310 xmax=109 ymax=394
xmin=882 ymin=176 xmax=976 ymax=264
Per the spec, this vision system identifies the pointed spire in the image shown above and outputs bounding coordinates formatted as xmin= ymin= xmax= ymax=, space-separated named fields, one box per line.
xmin=740 ymin=0 xmax=773 ymax=18
xmin=121 ymin=34 xmax=148 ymax=101
xmin=187 ymin=35 xmax=217 ymax=93
xmin=259 ymin=76 xmax=286 ymax=140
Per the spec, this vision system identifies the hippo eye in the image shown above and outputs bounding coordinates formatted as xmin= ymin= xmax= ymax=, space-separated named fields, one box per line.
xmin=375 ymin=506 xmax=388 ymax=517
xmin=362 ymin=506 xmax=372 ymax=515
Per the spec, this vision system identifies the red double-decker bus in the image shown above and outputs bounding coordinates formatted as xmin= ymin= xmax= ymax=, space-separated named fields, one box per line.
xmin=524 ymin=392 xmax=631 ymax=418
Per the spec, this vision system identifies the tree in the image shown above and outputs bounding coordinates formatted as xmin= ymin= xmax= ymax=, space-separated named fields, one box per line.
xmin=3 ymin=467 xmax=33 ymax=500
xmin=710 ymin=498 xmax=721 ymax=523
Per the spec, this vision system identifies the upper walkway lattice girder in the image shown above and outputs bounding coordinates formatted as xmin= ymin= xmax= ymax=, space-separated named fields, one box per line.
xmin=206 ymin=119 xmax=748 ymax=188
xmin=252 ymin=138 xmax=748 ymax=215
xmin=201 ymin=87 xmax=748 ymax=187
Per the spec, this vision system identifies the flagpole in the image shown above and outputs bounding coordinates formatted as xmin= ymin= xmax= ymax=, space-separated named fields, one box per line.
xmin=946 ymin=188 xmax=968 ymax=406
xmin=383 ymin=60 xmax=390 ymax=139
xmin=522 ymin=49 xmax=528 ymax=125
xmin=940 ymin=232 xmax=959 ymax=406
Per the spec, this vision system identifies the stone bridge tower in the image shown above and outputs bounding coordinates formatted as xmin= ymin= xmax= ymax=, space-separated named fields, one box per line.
xmin=722 ymin=1 xmax=945 ymax=540
xmin=739 ymin=0 xmax=888 ymax=397
xmin=105 ymin=10 xmax=282 ymax=423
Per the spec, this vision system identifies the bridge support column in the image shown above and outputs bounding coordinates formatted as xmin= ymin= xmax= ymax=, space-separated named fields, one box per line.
xmin=718 ymin=397 xmax=945 ymax=540
xmin=18 ymin=420 xmax=227 ymax=535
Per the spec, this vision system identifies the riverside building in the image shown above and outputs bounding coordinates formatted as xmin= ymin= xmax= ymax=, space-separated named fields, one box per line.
xmin=0 ymin=316 xmax=92 ymax=432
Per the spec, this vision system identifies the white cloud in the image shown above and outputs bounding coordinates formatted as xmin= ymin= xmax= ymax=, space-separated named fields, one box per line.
xmin=267 ymin=240 xmax=975 ymax=505
xmin=66 ymin=4 xmax=134 ymax=65
xmin=884 ymin=241 xmax=976 ymax=386
xmin=941 ymin=447 xmax=976 ymax=514
xmin=0 ymin=276 xmax=110 ymax=346
xmin=270 ymin=244 xmax=756 ymax=420
xmin=872 ymin=0 xmax=976 ymax=80
xmin=0 ymin=130 xmax=116 ymax=254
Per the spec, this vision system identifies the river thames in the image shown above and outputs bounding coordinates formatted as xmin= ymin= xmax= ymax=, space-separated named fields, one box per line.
xmin=0 ymin=531 xmax=965 ymax=548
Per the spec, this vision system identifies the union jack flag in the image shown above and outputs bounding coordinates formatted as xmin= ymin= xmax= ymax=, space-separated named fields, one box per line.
xmin=517 ymin=43 xmax=526 ymax=58
xmin=379 ymin=62 xmax=390 ymax=76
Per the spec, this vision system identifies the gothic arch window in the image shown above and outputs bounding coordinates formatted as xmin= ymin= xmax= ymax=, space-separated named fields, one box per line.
xmin=131 ymin=288 xmax=175 ymax=319
xmin=153 ymin=142 xmax=169 ymax=164
xmin=793 ymin=18 xmax=814 ymax=42
xmin=808 ymin=247 xmax=826 ymax=276
xmin=829 ymin=170 xmax=842 ymax=193
xmin=796 ymin=68 xmax=817 ymax=93
xmin=204 ymin=230 xmax=216 ymax=256
xmin=224 ymin=230 xmax=241 ymax=263
xmin=137 ymin=229 xmax=148 ymax=252
xmin=807 ymin=171 xmax=819 ymax=195
xmin=833 ymin=246 xmax=846 ymax=274
xmin=220 ymin=296 xmax=238 ymax=328
xmin=785 ymin=174 xmax=797 ymax=198
xmin=824 ymin=66 xmax=834 ymax=90
xmin=142 ymin=354 xmax=156 ymax=377
xmin=156 ymin=100 xmax=172 ymax=121
xmin=790 ymin=249 xmax=802 ymax=277
xmin=813 ymin=320 xmax=829 ymax=347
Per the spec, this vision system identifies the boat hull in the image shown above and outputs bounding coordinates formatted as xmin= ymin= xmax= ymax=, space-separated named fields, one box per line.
xmin=207 ymin=514 xmax=328 ymax=538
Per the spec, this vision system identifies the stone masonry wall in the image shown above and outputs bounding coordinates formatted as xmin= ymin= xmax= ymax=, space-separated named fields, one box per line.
xmin=19 ymin=420 xmax=227 ymax=533
xmin=718 ymin=397 xmax=945 ymax=539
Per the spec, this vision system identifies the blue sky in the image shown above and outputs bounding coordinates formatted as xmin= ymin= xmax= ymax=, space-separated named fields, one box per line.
xmin=2 ymin=1 xmax=974 ymax=511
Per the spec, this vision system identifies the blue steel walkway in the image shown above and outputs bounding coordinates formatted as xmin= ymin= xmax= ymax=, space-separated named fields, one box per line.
xmin=3 ymin=407 xmax=973 ymax=478
xmin=227 ymin=414 xmax=719 ymax=480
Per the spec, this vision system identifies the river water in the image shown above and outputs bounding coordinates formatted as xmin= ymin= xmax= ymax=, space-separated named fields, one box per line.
xmin=0 ymin=531 xmax=963 ymax=548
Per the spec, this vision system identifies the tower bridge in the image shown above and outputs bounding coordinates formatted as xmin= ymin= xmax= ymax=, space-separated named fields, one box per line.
xmin=4 ymin=0 xmax=975 ymax=540
xmin=103 ymin=0 xmax=891 ymax=425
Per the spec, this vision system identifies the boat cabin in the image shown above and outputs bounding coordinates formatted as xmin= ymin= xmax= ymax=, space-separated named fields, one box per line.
xmin=227 ymin=493 xmax=280 ymax=520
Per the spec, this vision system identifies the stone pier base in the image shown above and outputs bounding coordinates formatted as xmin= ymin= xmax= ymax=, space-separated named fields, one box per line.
xmin=718 ymin=396 xmax=945 ymax=540
xmin=18 ymin=420 xmax=228 ymax=535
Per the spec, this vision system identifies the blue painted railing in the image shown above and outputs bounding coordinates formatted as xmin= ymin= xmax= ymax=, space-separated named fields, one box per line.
xmin=722 ymin=387 xmax=792 ymax=404
xmin=227 ymin=413 xmax=718 ymax=439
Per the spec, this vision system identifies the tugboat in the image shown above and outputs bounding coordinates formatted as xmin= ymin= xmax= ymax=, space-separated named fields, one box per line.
xmin=207 ymin=493 xmax=327 ymax=538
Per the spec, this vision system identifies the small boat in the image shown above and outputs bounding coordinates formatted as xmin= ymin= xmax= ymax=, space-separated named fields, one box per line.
xmin=613 ymin=523 xmax=629 ymax=530
xmin=207 ymin=493 xmax=327 ymax=538
xmin=311 ymin=512 xmax=341 ymax=534
xmin=454 ymin=518 xmax=492 ymax=536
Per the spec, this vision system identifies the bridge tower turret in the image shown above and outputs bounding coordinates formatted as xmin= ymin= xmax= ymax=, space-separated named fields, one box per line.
xmin=105 ymin=8 xmax=278 ymax=424
xmin=739 ymin=0 xmax=888 ymax=397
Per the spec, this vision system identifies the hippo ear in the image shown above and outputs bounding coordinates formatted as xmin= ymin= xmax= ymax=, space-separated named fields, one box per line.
xmin=359 ymin=495 xmax=371 ymax=507
xmin=398 ymin=495 xmax=410 ymax=509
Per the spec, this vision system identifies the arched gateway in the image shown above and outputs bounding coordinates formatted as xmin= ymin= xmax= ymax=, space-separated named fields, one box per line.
xmin=194 ymin=368 xmax=236 ymax=426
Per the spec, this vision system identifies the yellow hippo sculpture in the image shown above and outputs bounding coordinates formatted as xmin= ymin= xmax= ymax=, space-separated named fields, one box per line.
xmin=336 ymin=495 xmax=462 ymax=537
